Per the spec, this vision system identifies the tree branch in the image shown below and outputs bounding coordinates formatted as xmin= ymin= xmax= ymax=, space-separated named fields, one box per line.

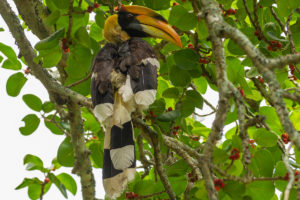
xmin=68 ymin=100 xmax=96 ymax=200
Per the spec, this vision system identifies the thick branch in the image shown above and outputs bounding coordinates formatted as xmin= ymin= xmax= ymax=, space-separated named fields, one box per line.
xmin=68 ymin=101 xmax=96 ymax=200
xmin=13 ymin=0 xmax=53 ymax=39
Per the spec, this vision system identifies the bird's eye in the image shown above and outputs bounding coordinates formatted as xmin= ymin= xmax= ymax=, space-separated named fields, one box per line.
xmin=127 ymin=13 xmax=134 ymax=19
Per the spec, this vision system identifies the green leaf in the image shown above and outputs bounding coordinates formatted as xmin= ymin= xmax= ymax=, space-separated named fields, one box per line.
xmin=75 ymin=26 xmax=91 ymax=48
xmin=259 ymin=0 xmax=275 ymax=6
xmin=185 ymin=90 xmax=203 ymax=109
xmin=162 ymin=87 xmax=180 ymax=98
xmin=15 ymin=178 xmax=42 ymax=190
xmin=253 ymin=128 xmax=277 ymax=147
xmin=28 ymin=184 xmax=42 ymax=200
xmin=48 ymin=173 xmax=68 ymax=198
xmin=173 ymin=49 xmax=200 ymax=70
xmin=223 ymin=181 xmax=246 ymax=199
xmin=249 ymin=149 xmax=274 ymax=177
xmin=57 ymin=137 xmax=75 ymax=167
xmin=144 ymin=0 xmax=170 ymax=10
xmin=166 ymin=159 xmax=190 ymax=177
xmin=89 ymin=23 xmax=103 ymax=42
xmin=22 ymin=94 xmax=43 ymax=112
xmin=45 ymin=10 xmax=61 ymax=26
xmin=34 ymin=28 xmax=65 ymax=50
xmin=57 ymin=173 xmax=77 ymax=195
xmin=52 ymin=0 xmax=69 ymax=9
xmin=95 ymin=10 xmax=105 ymax=28
xmin=169 ymin=5 xmax=197 ymax=31
xmin=291 ymin=110 xmax=300 ymax=130
xmin=23 ymin=154 xmax=47 ymax=172
xmin=227 ymin=39 xmax=244 ymax=55
xmin=169 ymin=65 xmax=191 ymax=87
xmin=42 ymin=101 xmax=55 ymax=113
xmin=88 ymin=142 xmax=103 ymax=168
xmin=2 ymin=58 xmax=22 ymax=70
xmin=0 ymin=42 xmax=19 ymax=61
xmin=169 ymin=176 xmax=187 ymax=196
xmin=157 ymin=110 xmax=181 ymax=122
xmin=277 ymin=0 xmax=300 ymax=17
xmin=149 ymin=98 xmax=166 ymax=114
xmin=194 ymin=76 xmax=207 ymax=94
xmin=6 ymin=72 xmax=27 ymax=97
xmin=180 ymin=99 xmax=195 ymax=117
xmin=274 ymin=161 xmax=287 ymax=191
xmin=245 ymin=181 xmax=275 ymax=200
xmin=35 ymin=45 xmax=62 ymax=68
xmin=259 ymin=106 xmax=282 ymax=133
xmin=44 ymin=115 xmax=64 ymax=135
xmin=19 ymin=114 xmax=40 ymax=136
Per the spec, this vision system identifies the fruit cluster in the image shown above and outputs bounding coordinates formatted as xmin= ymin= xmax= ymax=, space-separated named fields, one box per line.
xmin=188 ymin=172 xmax=199 ymax=183
xmin=267 ymin=40 xmax=282 ymax=51
xmin=229 ymin=148 xmax=240 ymax=160
xmin=281 ymin=133 xmax=290 ymax=144
xmin=125 ymin=192 xmax=139 ymax=199
xmin=172 ymin=125 xmax=181 ymax=136
xmin=248 ymin=139 xmax=255 ymax=149
xmin=289 ymin=65 xmax=297 ymax=81
xmin=145 ymin=110 xmax=156 ymax=121
xmin=61 ymin=38 xmax=70 ymax=53
xmin=87 ymin=3 xmax=100 ymax=13
xmin=284 ymin=171 xmax=299 ymax=181
xmin=213 ymin=179 xmax=225 ymax=191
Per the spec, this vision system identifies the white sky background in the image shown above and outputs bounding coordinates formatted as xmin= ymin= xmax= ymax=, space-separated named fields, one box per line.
xmin=0 ymin=1 xmax=220 ymax=200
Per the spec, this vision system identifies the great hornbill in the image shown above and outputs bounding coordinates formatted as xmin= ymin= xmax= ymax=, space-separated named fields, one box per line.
xmin=91 ymin=5 xmax=181 ymax=198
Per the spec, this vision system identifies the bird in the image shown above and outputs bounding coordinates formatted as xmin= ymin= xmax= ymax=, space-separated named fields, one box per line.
xmin=91 ymin=5 xmax=182 ymax=199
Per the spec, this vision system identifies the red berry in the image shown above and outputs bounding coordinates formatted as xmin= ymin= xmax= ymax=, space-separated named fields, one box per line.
xmin=134 ymin=193 xmax=139 ymax=198
xmin=114 ymin=6 xmax=119 ymax=11
xmin=227 ymin=9 xmax=236 ymax=15
xmin=254 ymin=30 xmax=259 ymax=36
xmin=190 ymin=178 xmax=195 ymax=183
xmin=168 ymin=107 xmax=173 ymax=111
xmin=24 ymin=68 xmax=30 ymax=75
xmin=214 ymin=179 xmax=225 ymax=191
xmin=259 ymin=4 xmax=263 ymax=8
xmin=182 ymin=0 xmax=187 ymax=2
xmin=199 ymin=58 xmax=208 ymax=64
xmin=293 ymin=75 xmax=298 ymax=80
xmin=267 ymin=45 xmax=273 ymax=51
xmin=258 ymin=76 xmax=264 ymax=84
xmin=282 ymin=133 xmax=289 ymax=139
xmin=229 ymin=148 xmax=240 ymax=160
xmin=188 ymin=173 xmax=193 ymax=178
xmin=248 ymin=139 xmax=255 ymax=144
xmin=271 ymin=40 xmax=277 ymax=45
xmin=64 ymin=48 xmax=70 ymax=53
xmin=173 ymin=131 xmax=178 ymax=135
xmin=152 ymin=114 xmax=156 ymax=118
xmin=276 ymin=42 xmax=282 ymax=48
xmin=94 ymin=3 xmax=100 ymax=8
xmin=289 ymin=65 xmax=295 ymax=74
xmin=87 ymin=6 xmax=93 ymax=13
xmin=188 ymin=44 xmax=194 ymax=49
xmin=239 ymin=87 xmax=245 ymax=97
xmin=93 ymin=136 xmax=98 ymax=140
xmin=284 ymin=173 xmax=289 ymax=180
xmin=173 ymin=2 xmax=179 ymax=6
xmin=44 ymin=177 xmax=50 ymax=183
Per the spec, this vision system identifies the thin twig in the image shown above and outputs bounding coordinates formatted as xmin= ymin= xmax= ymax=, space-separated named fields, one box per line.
xmin=67 ymin=73 xmax=92 ymax=88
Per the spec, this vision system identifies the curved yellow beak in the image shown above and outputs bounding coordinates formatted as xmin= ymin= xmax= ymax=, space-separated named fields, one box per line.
xmin=121 ymin=5 xmax=182 ymax=48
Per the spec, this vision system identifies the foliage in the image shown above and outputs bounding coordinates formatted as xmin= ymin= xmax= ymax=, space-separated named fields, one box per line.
xmin=1 ymin=0 xmax=300 ymax=199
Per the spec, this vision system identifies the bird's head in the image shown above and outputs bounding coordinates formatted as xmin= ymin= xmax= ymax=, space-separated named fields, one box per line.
xmin=103 ymin=5 xmax=182 ymax=48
